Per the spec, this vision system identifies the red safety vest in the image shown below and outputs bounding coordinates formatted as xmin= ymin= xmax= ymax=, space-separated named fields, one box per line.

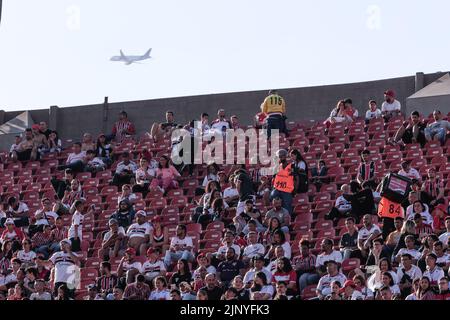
xmin=273 ymin=163 xmax=295 ymax=193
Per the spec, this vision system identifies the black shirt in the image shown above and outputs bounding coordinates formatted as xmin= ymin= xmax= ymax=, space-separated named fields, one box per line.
xmin=217 ymin=260 xmax=245 ymax=283
xmin=340 ymin=231 xmax=358 ymax=249
xmin=170 ymin=272 xmax=192 ymax=287
xmin=236 ymin=288 xmax=250 ymax=300
xmin=200 ymin=285 xmax=223 ymax=301
xmin=237 ymin=172 xmax=254 ymax=201
xmin=161 ymin=122 xmax=178 ymax=131
xmin=40 ymin=129 xmax=52 ymax=139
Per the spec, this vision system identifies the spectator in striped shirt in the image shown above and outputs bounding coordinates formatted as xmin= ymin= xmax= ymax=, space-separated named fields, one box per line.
xmin=110 ymin=111 xmax=136 ymax=143
xmin=356 ymin=150 xmax=376 ymax=189
xmin=51 ymin=217 xmax=68 ymax=246
xmin=293 ymin=240 xmax=319 ymax=293
xmin=123 ymin=274 xmax=151 ymax=300
xmin=421 ymin=167 xmax=445 ymax=208
xmin=414 ymin=214 xmax=434 ymax=242
xmin=96 ymin=261 xmax=118 ymax=297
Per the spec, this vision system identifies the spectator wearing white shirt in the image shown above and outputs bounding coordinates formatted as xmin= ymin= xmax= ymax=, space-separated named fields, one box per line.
xmin=357 ymin=214 xmax=381 ymax=258
xmin=149 ymin=276 xmax=171 ymax=300
xmin=398 ymin=161 xmax=421 ymax=181
xmin=397 ymin=253 xmax=422 ymax=298
xmin=395 ymin=235 xmax=421 ymax=264
xmin=242 ymin=231 xmax=265 ymax=264
xmin=315 ymin=238 xmax=343 ymax=275
xmin=84 ymin=149 xmax=106 ymax=173
xmin=117 ymin=247 xmax=143 ymax=285
xmin=438 ymin=217 xmax=450 ymax=248
xmin=132 ymin=158 xmax=156 ymax=198
xmin=58 ymin=142 xmax=86 ymax=173
xmin=142 ymin=248 xmax=167 ymax=283
xmin=68 ymin=200 xmax=84 ymax=252
xmin=223 ymin=176 xmax=239 ymax=207
xmin=9 ymin=135 xmax=22 ymax=159
xmin=365 ymin=100 xmax=382 ymax=123
xmin=243 ymin=256 xmax=272 ymax=287
xmin=163 ymin=224 xmax=194 ymax=267
xmin=406 ymin=201 xmax=434 ymax=229
xmin=98 ymin=218 xmax=126 ymax=261
xmin=217 ymin=231 xmax=241 ymax=261
xmin=112 ymin=153 xmax=138 ymax=188
xmin=210 ymin=109 xmax=232 ymax=135
xmin=423 ymin=253 xmax=445 ymax=288
xmin=34 ymin=198 xmax=58 ymax=227
xmin=316 ymin=260 xmax=347 ymax=300
xmin=381 ymin=89 xmax=402 ymax=121
xmin=6 ymin=196 xmax=30 ymax=228
xmin=126 ymin=210 xmax=151 ymax=256
xmin=29 ymin=279 xmax=52 ymax=300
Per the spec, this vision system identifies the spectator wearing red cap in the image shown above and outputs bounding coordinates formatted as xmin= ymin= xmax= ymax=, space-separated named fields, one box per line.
xmin=381 ymin=89 xmax=401 ymax=121
xmin=142 ymin=247 xmax=166 ymax=283
xmin=117 ymin=247 xmax=142 ymax=285
xmin=340 ymin=280 xmax=364 ymax=300
xmin=1 ymin=219 xmax=25 ymax=251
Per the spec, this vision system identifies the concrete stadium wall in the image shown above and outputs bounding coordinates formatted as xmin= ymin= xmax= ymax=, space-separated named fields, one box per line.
xmin=0 ymin=71 xmax=446 ymax=151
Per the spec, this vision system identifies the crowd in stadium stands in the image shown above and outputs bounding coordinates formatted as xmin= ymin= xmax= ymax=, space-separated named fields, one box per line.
xmin=0 ymin=89 xmax=449 ymax=301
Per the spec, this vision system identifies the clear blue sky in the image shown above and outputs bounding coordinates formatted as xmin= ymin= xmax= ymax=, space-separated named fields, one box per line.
xmin=1 ymin=0 xmax=449 ymax=111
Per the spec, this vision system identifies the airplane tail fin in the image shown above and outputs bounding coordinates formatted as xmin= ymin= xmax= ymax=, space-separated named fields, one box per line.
xmin=120 ymin=50 xmax=125 ymax=58
xmin=144 ymin=48 xmax=152 ymax=58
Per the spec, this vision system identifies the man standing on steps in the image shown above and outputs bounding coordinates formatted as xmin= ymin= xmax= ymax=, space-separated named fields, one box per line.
xmin=260 ymin=90 xmax=288 ymax=138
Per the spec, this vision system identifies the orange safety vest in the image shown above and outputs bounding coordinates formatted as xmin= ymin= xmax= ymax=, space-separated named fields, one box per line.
xmin=377 ymin=197 xmax=405 ymax=219
xmin=273 ymin=163 xmax=295 ymax=193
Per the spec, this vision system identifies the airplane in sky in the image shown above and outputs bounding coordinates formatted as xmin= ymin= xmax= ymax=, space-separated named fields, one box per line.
xmin=110 ymin=48 xmax=152 ymax=65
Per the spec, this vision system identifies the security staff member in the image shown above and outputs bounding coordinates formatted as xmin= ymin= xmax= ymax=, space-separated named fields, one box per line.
xmin=260 ymin=90 xmax=288 ymax=138
xmin=270 ymin=149 xmax=299 ymax=215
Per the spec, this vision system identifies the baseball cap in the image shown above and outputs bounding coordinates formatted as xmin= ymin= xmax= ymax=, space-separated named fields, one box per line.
xmin=5 ymin=218 xmax=14 ymax=225
xmin=136 ymin=210 xmax=146 ymax=217
xmin=31 ymin=124 xmax=40 ymax=130
xmin=125 ymin=247 xmax=136 ymax=255
xmin=60 ymin=239 xmax=71 ymax=246
xmin=146 ymin=248 xmax=156 ymax=256
xmin=217 ymin=171 xmax=226 ymax=176
xmin=339 ymin=280 xmax=356 ymax=293
xmin=384 ymin=89 xmax=396 ymax=97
